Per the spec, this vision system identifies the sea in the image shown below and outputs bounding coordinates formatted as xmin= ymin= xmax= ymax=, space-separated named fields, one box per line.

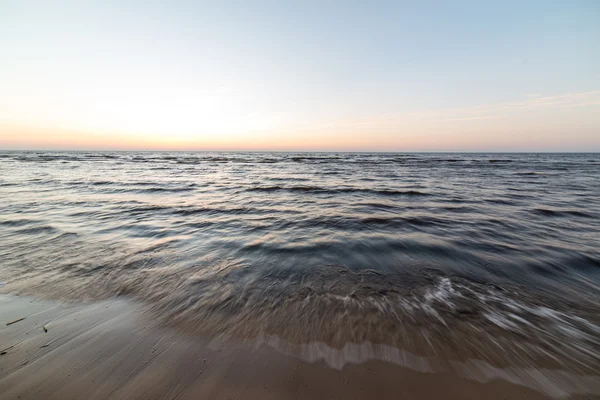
xmin=1 ymin=151 xmax=599 ymax=395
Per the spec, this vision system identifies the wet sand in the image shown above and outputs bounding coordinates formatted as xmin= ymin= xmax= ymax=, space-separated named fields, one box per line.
xmin=0 ymin=294 xmax=593 ymax=400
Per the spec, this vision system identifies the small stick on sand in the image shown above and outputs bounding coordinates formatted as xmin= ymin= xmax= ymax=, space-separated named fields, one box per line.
xmin=6 ymin=317 xmax=25 ymax=326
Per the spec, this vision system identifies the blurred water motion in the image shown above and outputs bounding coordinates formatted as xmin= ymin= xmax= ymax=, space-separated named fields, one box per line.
xmin=1 ymin=151 xmax=599 ymax=387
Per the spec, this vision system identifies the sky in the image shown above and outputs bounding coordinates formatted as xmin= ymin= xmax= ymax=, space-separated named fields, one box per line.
xmin=1 ymin=0 xmax=599 ymax=151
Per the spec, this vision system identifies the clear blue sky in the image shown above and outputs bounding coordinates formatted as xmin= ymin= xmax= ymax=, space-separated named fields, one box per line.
xmin=1 ymin=0 xmax=599 ymax=151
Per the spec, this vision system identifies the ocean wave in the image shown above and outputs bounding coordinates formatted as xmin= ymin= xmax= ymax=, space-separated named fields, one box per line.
xmin=0 ymin=219 xmax=45 ymax=227
xmin=138 ymin=186 xmax=197 ymax=193
xmin=90 ymin=265 xmax=598 ymax=376
xmin=13 ymin=225 xmax=58 ymax=235
xmin=2 ymin=150 xmax=600 ymax=390
xmin=174 ymin=206 xmax=269 ymax=216
xmin=531 ymin=208 xmax=593 ymax=218
xmin=290 ymin=156 xmax=343 ymax=162
xmin=246 ymin=185 xmax=430 ymax=196
xmin=102 ymin=185 xmax=198 ymax=193
xmin=513 ymin=171 xmax=543 ymax=176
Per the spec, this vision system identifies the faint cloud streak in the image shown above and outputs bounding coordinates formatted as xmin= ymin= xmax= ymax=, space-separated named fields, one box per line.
xmin=443 ymin=116 xmax=506 ymax=122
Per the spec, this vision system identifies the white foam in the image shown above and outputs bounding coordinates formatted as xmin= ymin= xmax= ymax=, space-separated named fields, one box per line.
xmin=206 ymin=334 xmax=600 ymax=399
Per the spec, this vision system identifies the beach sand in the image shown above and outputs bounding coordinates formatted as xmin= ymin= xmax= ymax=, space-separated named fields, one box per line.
xmin=0 ymin=294 xmax=591 ymax=400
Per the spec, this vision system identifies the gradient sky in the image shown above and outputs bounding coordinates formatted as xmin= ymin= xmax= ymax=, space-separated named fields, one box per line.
xmin=1 ymin=0 xmax=599 ymax=151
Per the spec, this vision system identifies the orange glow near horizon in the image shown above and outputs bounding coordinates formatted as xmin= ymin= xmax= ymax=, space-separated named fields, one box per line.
xmin=2 ymin=90 xmax=600 ymax=152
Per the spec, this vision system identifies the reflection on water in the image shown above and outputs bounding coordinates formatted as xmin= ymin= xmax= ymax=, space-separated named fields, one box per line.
xmin=1 ymin=151 xmax=600 ymax=395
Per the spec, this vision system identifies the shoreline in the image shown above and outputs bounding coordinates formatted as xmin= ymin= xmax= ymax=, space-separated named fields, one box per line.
xmin=1 ymin=294 xmax=598 ymax=399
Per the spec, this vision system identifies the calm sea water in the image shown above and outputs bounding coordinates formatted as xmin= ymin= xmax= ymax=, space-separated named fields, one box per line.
xmin=1 ymin=152 xmax=600 ymax=386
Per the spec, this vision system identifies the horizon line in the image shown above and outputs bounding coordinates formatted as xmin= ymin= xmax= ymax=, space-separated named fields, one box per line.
xmin=1 ymin=148 xmax=599 ymax=154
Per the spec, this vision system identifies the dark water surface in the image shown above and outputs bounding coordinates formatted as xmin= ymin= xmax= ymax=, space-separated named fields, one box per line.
xmin=1 ymin=152 xmax=600 ymax=392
